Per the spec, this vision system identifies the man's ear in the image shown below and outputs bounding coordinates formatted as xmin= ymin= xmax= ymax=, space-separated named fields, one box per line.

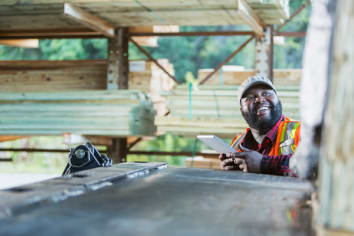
xmin=239 ymin=102 xmax=243 ymax=112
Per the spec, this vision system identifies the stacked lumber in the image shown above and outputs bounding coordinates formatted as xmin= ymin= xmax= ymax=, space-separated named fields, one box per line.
xmin=0 ymin=90 xmax=156 ymax=137
xmin=0 ymin=1 xmax=289 ymax=30
xmin=130 ymin=26 xmax=179 ymax=47
xmin=247 ymin=0 xmax=290 ymax=24
xmin=0 ymin=59 xmax=175 ymax=116
xmin=129 ymin=59 xmax=175 ymax=116
xmin=198 ymin=67 xmax=302 ymax=86
xmin=0 ymin=136 xmax=24 ymax=143
xmin=156 ymin=84 xmax=300 ymax=138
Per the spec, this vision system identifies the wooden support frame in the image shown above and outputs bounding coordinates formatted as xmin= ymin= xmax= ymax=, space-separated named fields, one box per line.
xmin=237 ymin=0 xmax=264 ymax=37
xmin=0 ymin=39 xmax=39 ymax=48
xmin=0 ymin=30 xmax=254 ymax=39
xmin=268 ymin=26 xmax=274 ymax=81
xmin=199 ymin=36 xmax=255 ymax=85
xmin=129 ymin=37 xmax=179 ymax=84
xmin=107 ymin=28 xmax=129 ymax=90
xmin=128 ymin=137 xmax=143 ymax=151
xmin=130 ymin=31 xmax=255 ymax=37
xmin=275 ymin=0 xmax=311 ymax=33
xmin=255 ymin=26 xmax=273 ymax=80
xmin=0 ymin=3 xmax=309 ymax=162
xmin=0 ymin=29 xmax=103 ymax=39
xmin=274 ymin=31 xmax=306 ymax=37
xmin=63 ymin=3 xmax=115 ymax=38
xmin=106 ymin=27 xmax=129 ymax=163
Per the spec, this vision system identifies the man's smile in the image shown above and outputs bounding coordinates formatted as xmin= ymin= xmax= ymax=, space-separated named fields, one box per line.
xmin=255 ymin=104 xmax=271 ymax=116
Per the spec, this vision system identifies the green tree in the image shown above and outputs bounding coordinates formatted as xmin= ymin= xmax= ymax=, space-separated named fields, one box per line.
xmin=274 ymin=0 xmax=311 ymax=68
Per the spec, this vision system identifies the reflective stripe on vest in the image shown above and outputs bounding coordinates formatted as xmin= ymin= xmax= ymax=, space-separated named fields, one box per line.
xmin=230 ymin=120 xmax=301 ymax=155
xmin=272 ymin=121 xmax=300 ymax=156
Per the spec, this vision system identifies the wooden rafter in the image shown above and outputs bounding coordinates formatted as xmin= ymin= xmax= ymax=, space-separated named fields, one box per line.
xmin=237 ymin=0 xmax=264 ymax=37
xmin=199 ymin=36 xmax=255 ymax=85
xmin=130 ymin=37 xmax=179 ymax=84
xmin=0 ymin=39 xmax=38 ymax=48
xmin=63 ymin=3 xmax=115 ymax=38
xmin=275 ymin=0 xmax=311 ymax=32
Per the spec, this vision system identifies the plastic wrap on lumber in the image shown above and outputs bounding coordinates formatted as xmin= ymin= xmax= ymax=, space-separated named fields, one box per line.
xmin=198 ymin=68 xmax=301 ymax=86
xmin=0 ymin=90 xmax=156 ymax=137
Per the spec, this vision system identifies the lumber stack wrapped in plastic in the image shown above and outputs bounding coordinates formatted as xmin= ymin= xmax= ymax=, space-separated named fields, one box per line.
xmin=198 ymin=66 xmax=301 ymax=86
xmin=0 ymin=90 xmax=156 ymax=136
xmin=0 ymin=59 xmax=175 ymax=117
xmin=156 ymin=85 xmax=299 ymax=138
xmin=247 ymin=0 xmax=290 ymax=24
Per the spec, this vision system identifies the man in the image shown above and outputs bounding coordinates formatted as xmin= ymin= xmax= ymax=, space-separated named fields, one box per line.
xmin=219 ymin=75 xmax=300 ymax=176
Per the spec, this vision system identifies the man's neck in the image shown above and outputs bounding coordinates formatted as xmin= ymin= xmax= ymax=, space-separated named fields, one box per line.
xmin=249 ymin=127 xmax=268 ymax=144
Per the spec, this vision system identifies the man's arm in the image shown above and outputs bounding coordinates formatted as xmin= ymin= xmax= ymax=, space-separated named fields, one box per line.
xmin=261 ymin=155 xmax=297 ymax=176
xmin=220 ymin=151 xmax=297 ymax=177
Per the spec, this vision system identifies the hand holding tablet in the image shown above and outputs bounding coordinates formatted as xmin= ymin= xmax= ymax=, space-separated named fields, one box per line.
xmin=197 ymin=135 xmax=236 ymax=154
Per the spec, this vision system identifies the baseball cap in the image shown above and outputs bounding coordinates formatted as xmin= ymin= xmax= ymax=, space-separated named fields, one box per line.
xmin=237 ymin=74 xmax=276 ymax=103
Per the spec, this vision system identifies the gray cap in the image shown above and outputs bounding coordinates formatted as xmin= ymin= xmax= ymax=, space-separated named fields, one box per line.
xmin=237 ymin=74 xmax=276 ymax=102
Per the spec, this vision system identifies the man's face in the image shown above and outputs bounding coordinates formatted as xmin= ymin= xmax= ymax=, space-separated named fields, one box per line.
xmin=240 ymin=85 xmax=282 ymax=134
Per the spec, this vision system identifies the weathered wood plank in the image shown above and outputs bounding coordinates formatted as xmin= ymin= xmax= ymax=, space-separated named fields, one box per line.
xmin=0 ymin=59 xmax=174 ymax=116
xmin=63 ymin=3 xmax=115 ymax=38
xmin=0 ymin=0 xmax=289 ymax=30
xmin=0 ymin=39 xmax=39 ymax=48
xmin=156 ymin=83 xmax=300 ymax=136
xmin=237 ymin=0 xmax=264 ymax=36
xmin=198 ymin=68 xmax=302 ymax=86
xmin=0 ymin=90 xmax=156 ymax=136
xmin=319 ymin=0 xmax=354 ymax=232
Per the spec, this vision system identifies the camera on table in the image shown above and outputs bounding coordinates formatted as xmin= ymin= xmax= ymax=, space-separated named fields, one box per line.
xmin=62 ymin=143 xmax=112 ymax=176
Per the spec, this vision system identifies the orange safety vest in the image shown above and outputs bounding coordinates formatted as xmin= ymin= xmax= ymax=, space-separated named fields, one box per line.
xmin=231 ymin=117 xmax=301 ymax=156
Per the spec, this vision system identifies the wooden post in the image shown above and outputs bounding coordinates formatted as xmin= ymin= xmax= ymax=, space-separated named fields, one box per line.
xmin=107 ymin=27 xmax=129 ymax=163
xmin=108 ymin=138 xmax=128 ymax=163
xmin=318 ymin=0 xmax=354 ymax=233
xmin=255 ymin=26 xmax=272 ymax=81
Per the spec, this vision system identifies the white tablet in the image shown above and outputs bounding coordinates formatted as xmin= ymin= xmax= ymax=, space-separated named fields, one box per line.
xmin=197 ymin=135 xmax=236 ymax=154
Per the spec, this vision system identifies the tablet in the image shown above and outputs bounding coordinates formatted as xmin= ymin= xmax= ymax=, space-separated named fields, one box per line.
xmin=197 ymin=135 xmax=236 ymax=154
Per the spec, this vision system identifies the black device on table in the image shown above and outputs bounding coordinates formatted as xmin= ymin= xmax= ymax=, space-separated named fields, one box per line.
xmin=62 ymin=142 xmax=112 ymax=176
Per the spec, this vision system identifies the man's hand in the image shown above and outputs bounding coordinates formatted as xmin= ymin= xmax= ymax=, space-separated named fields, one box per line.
xmin=219 ymin=153 xmax=246 ymax=171
xmin=219 ymin=147 xmax=263 ymax=173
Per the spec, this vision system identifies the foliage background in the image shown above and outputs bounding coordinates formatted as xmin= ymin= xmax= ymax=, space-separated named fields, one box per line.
xmin=0 ymin=0 xmax=310 ymax=173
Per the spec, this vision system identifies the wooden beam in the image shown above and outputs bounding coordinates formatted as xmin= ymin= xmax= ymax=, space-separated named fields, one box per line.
xmin=237 ymin=0 xmax=264 ymax=37
xmin=275 ymin=0 xmax=311 ymax=32
xmin=129 ymin=31 xmax=255 ymax=37
xmin=63 ymin=3 xmax=115 ymax=38
xmin=106 ymin=28 xmax=130 ymax=163
xmin=199 ymin=36 xmax=255 ymax=85
xmin=109 ymin=138 xmax=127 ymax=163
xmin=0 ymin=39 xmax=39 ymax=48
xmin=107 ymin=28 xmax=129 ymax=90
xmin=274 ymin=32 xmax=306 ymax=38
xmin=118 ymin=28 xmax=129 ymax=89
xmin=0 ymin=29 xmax=103 ymax=39
xmin=129 ymin=26 xmax=179 ymax=33
xmin=0 ymin=60 xmax=106 ymax=69
xmin=268 ymin=26 xmax=274 ymax=81
xmin=319 ymin=0 xmax=354 ymax=231
xmin=130 ymin=37 xmax=179 ymax=84
xmin=128 ymin=137 xmax=143 ymax=151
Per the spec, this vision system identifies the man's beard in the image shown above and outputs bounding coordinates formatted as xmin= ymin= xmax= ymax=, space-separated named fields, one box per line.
xmin=242 ymin=101 xmax=283 ymax=135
